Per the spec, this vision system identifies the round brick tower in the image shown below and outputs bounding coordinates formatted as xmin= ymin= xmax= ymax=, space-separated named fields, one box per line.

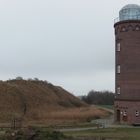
xmin=114 ymin=4 xmax=140 ymax=125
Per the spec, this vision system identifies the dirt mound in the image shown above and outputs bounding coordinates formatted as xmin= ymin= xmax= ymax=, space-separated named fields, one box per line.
xmin=0 ymin=79 xmax=87 ymax=123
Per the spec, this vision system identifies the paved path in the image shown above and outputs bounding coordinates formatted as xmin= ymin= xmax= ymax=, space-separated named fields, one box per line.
xmin=92 ymin=115 xmax=114 ymax=128
xmin=91 ymin=105 xmax=114 ymax=128
xmin=57 ymin=127 xmax=99 ymax=132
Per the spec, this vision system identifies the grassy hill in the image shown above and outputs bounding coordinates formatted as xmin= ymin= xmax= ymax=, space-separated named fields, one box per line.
xmin=0 ymin=79 xmax=109 ymax=126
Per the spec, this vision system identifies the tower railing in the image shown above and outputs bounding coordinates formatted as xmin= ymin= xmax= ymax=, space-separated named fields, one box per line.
xmin=114 ymin=15 xmax=140 ymax=24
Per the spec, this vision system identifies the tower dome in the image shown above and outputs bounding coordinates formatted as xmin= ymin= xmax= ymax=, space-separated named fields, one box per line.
xmin=119 ymin=4 xmax=140 ymax=21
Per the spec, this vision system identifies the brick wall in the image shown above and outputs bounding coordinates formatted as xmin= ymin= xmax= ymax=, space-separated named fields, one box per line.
xmin=115 ymin=101 xmax=140 ymax=124
xmin=114 ymin=20 xmax=140 ymax=124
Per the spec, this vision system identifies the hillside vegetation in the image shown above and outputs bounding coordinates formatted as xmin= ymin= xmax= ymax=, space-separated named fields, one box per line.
xmin=0 ymin=78 xmax=109 ymax=126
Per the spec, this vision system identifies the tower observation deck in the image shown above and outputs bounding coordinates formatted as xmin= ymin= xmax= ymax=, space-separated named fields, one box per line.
xmin=115 ymin=4 xmax=140 ymax=23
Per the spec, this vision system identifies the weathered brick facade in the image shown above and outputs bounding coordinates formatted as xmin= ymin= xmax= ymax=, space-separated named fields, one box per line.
xmin=114 ymin=20 xmax=140 ymax=125
xmin=114 ymin=101 xmax=140 ymax=124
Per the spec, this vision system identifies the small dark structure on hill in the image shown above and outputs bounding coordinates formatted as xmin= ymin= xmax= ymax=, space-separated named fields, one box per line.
xmin=11 ymin=117 xmax=22 ymax=129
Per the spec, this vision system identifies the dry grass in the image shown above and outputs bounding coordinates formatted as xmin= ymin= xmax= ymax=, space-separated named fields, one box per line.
xmin=26 ymin=106 xmax=109 ymax=126
xmin=0 ymin=80 xmax=86 ymax=123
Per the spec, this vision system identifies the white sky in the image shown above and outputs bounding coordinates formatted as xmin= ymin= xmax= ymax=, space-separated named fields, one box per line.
xmin=0 ymin=0 xmax=139 ymax=95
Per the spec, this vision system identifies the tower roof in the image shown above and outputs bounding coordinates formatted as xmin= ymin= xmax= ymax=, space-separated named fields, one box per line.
xmin=121 ymin=4 xmax=140 ymax=10
xmin=119 ymin=4 xmax=140 ymax=21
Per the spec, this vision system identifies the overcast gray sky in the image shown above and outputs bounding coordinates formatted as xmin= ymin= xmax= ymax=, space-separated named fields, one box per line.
xmin=0 ymin=0 xmax=139 ymax=95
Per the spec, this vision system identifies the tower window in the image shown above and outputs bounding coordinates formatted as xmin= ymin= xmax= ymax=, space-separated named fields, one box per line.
xmin=123 ymin=110 xmax=127 ymax=116
xmin=117 ymin=65 xmax=121 ymax=73
xmin=117 ymin=87 xmax=121 ymax=94
xmin=135 ymin=26 xmax=140 ymax=31
xmin=135 ymin=111 xmax=139 ymax=117
xmin=121 ymin=27 xmax=126 ymax=32
xmin=117 ymin=43 xmax=121 ymax=51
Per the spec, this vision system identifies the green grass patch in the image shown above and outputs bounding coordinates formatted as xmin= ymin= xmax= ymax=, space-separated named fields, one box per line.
xmin=0 ymin=128 xmax=67 ymax=140
xmin=64 ymin=127 xmax=140 ymax=140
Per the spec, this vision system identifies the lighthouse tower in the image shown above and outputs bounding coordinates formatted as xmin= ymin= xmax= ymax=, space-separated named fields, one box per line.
xmin=114 ymin=4 xmax=140 ymax=125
